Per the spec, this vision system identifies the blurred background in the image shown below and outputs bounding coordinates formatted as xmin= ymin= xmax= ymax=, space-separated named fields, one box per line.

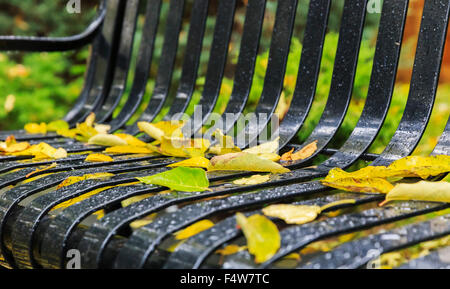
xmin=0 ymin=0 xmax=448 ymax=156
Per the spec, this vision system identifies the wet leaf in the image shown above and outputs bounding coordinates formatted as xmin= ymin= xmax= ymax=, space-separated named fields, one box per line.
xmin=88 ymin=134 xmax=128 ymax=147
xmin=215 ymin=245 xmax=247 ymax=256
xmin=104 ymin=145 xmax=155 ymax=154
xmin=321 ymin=172 xmax=394 ymax=194
xmin=85 ymin=153 xmax=114 ymax=163
xmin=236 ymin=213 xmax=280 ymax=263
xmin=115 ymin=133 xmax=148 ymax=147
xmin=233 ymin=174 xmax=271 ymax=185
xmin=137 ymin=167 xmax=210 ymax=192
xmin=11 ymin=142 xmax=68 ymax=160
xmin=209 ymin=129 xmax=241 ymax=155
xmin=160 ymin=137 xmax=210 ymax=158
xmin=56 ymin=172 xmax=115 ymax=190
xmin=121 ymin=193 xmax=155 ymax=207
xmin=384 ymin=181 xmax=450 ymax=204
xmin=208 ymin=152 xmax=290 ymax=174
xmin=174 ymin=219 xmax=215 ymax=240
xmin=281 ymin=141 xmax=318 ymax=161
xmin=262 ymin=204 xmax=322 ymax=225
xmin=1 ymin=141 xmax=30 ymax=153
xmin=24 ymin=122 xmax=47 ymax=134
xmin=47 ymin=120 xmax=69 ymax=132
xmin=138 ymin=120 xmax=185 ymax=141
xmin=25 ymin=163 xmax=57 ymax=178
xmin=387 ymin=155 xmax=450 ymax=179
xmin=243 ymin=137 xmax=280 ymax=155
xmin=167 ymin=156 xmax=210 ymax=168
xmin=129 ymin=213 xmax=158 ymax=229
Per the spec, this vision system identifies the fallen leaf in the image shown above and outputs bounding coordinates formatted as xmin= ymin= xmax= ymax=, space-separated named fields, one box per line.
xmin=88 ymin=134 xmax=128 ymax=147
xmin=387 ymin=155 xmax=450 ymax=179
xmin=94 ymin=124 xmax=111 ymax=134
xmin=138 ymin=120 xmax=184 ymax=141
xmin=11 ymin=142 xmax=68 ymax=160
xmin=85 ymin=153 xmax=114 ymax=163
xmin=257 ymin=153 xmax=281 ymax=162
xmin=244 ymin=137 xmax=280 ymax=155
xmin=137 ymin=167 xmax=210 ymax=192
xmin=174 ymin=219 xmax=215 ymax=240
xmin=129 ymin=213 xmax=158 ymax=229
xmin=321 ymin=174 xmax=394 ymax=194
xmin=215 ymin=245 xmax=247 ymax=256
xmin=236 ymin=213 xmax=280 ymax=263
xmin=209 ymin=129 xmax=241 ymax=155
xmin=319 ymin=199 xmax=357 ymax=211
xmin=384 ymin=181 xmax=450 ymax=205
xmin=47 ymin=120 xmax=69 ymax=132
xmin=115 ymin=133 xmax=148 ymax=147
xmin=262 ymin=204 xmax=321 ymax=225
xmin=208 ymin=152 xmax=290 ymax=174
xmin=56 ymin=172 xmax=115 ymax=190
xmin=160 ymin=137 xmax=210 ymax=158
xmin=233 ymin=174 xmax=271 ymax=185
xmin=24 ymin=122 xmax=47 ymax=134
xmin=25 ymin=163 xmax=57 ymax=178
xmin=104 ymin=145 xmax=154 ymax=154
xmin=121 ymin=193 xmax=155 ymax=207
xmin=167 ymin=156 xmax=210 ymax=168
xmin=281 ymin=141 xmax=318 ymax=161
xmin=85 ymin=112 xmax=96 ymax=127
xmin=2 ymin=142 xmax=30 ymax=153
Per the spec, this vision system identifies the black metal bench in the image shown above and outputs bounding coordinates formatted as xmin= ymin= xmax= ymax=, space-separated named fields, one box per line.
xmin=0 ymin=0 xmax=449 ymax=269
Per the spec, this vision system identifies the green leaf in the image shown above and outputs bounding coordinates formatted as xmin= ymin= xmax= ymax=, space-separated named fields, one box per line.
xmin=136 ymin=167 xmax=210 ymax=192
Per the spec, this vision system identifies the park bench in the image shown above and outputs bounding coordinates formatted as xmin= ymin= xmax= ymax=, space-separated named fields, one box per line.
xmin=0 ymin=0 xmax=449 ymax=269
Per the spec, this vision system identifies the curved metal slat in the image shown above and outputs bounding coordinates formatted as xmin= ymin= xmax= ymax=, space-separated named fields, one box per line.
xmin=124 ymin=0 xmax=187 ymax=135
xmin=276 ymin=0 xmax=367 ymax=158
xmin=94 ymin=0 xmax=141 ymax=123
xmin=277 ymin=0 xmax=331 ymax=148
xmin=65 ymin=0 xmax=127 ymax=125
xmin=181 ymin=0 xmax=237 ymax=137
xmin=162 ymin=0 xmax=210 ymax=120
xmin=233 ymin=0 xmax=299 ymax=149
xmin=107 ymin=0 xmax=163 ymax=132
xmin=299 ymin=214 xmax=450 ymax=269
xmin=203 ymin=0 xmax=266 ymax=137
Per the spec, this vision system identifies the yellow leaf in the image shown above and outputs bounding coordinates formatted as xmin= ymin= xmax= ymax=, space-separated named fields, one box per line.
xmin=85 ymin=153 xmax=114 ymax=163
xmin=85 ymin=112 xmax=96 ymax=127
xmin=209 ymin=129 xmax=241 ymax=155
xmin=233 ymin=174 xmax=271 ymax=185
xmin=319 ymin=199 xmax=357 ymax=211
xmin=236 ymin=213 xmax=280 ymax=263
xmin=208 ymin=152 xmax=290 ymax=174
xmin=167 ymin=156 xmax=210 ymax=168
xmin=47 ymin=120 xmax=69 ymax=132
xmin=5 ymin=135 xmax=16 ymax=146
xmin=11 ymin=142 xmax=67 ymax=160
xmin=281 ymin=141 xmax=318 ymax=161
xmin=160 ymin=137 xmax=210 ymax=158
xmin=384 ymin=181 xmax=450 ymax=204
xmin=24 ymin=122 xmax=47 ymax=134
xmin=243 ymin=137 xmax=280 ymax=155
xmin=52 ymin=182 xmax=137 ymax=211
xmin=104 ymin=145 xmax=154 ymax=154
xmin=262 ymin=204 xmax=321 ymax=225
xmin=321 ymin=174 xmax=394 ymax=194
xmin=257 ymin=153 xmax=281 ymax=162
xmin=121 ymin=193 xmax=154 ymax=207
xmin=26 ymin=163 xmax=57 ymax=178
xmin=174 ymin=220 xmax=215 ymax=240
xmin=115 ymin=133 xmax=148 ymax=147
xmin=2 ymin=142 xmax=30 ymax=153
xmin=129 ymin=213 xmax=158 ymax=229
xmin=215 ymin=245 xmax=247 ymax=256
xmin=138 ymin=120 xmax=185 ymax=141
xmin=387 ymin=155 xmax=450 ymax=179
xmin=88 ymin=134 xmax=128 ymax=147
xmin=56 ymin=172 xmax=115 ymax=190
xmin=94 ymin=124 xmax=111 ymax=134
